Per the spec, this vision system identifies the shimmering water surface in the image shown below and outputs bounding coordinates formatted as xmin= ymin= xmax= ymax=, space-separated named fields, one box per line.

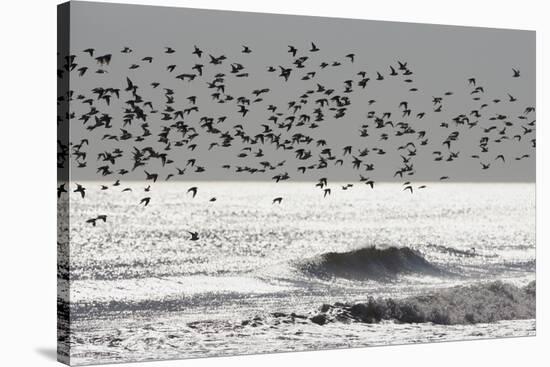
xmin=64 ymin=182 xmax=535 ymax=365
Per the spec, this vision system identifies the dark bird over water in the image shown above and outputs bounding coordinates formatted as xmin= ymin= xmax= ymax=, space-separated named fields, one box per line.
xmin=187 ymin=187 xmax=198 ymax=198
xmin=86 ymin=214 xmax=107 ymax=226
xmin=74 ymin=184 xmax=86 ymax=198
xmin=57 ymin=183 xmax=67 ymax=198
xmin=188 ymin=231 xmax=200 ymax=241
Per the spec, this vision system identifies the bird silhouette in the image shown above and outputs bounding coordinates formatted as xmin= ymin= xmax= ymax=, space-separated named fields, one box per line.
xmin=74 ymin=184 xmax=86 ymax=198
xmin=86 ymin=214 xmax=107 ymax=226
xmin=86 ymin=218 xmax=98 ymax=226
xmin=187 ymin=187 xmax=198 ymax=198
xmin=192 ymin=45 xmax=203 ymax=58
xmin=188 ymin=231 xmax=199 ymax=241
xmin=57 ymin=183 xmax=67 ymax=198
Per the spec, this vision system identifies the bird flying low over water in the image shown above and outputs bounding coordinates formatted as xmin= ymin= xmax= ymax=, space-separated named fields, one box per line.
xmin=86 ymin=218 xmax=98 ymax=226
xmin=74 ymin=184 xmax=86 ymax=198
xmin=188 ymin=231 xmax=200 ymax=241
xmin=187 ymin=187 xmax=198 ymax=198
xmin=86 ymin=214 xmax=107 ymax=226
xmin=57 ymin=183 xmax=67 ymax=198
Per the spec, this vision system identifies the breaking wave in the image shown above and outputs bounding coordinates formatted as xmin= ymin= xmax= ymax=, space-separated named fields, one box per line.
xmin=305 ymin=281 xmax=536 ymax=325
xmin=298 ymin=246 xmax=446 ymax=280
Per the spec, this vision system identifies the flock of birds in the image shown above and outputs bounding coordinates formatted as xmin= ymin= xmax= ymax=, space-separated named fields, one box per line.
xmin=57 ymin=42 xmax=535 ymax=237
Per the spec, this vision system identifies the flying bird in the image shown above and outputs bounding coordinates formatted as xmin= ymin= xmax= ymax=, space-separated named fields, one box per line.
xmin=188 ymin=231 xmax=200 ymax=241
xmin=74 ymin=184 xmax=86 ymax=198
xmin=57 ymin=183 xmax=67 ymax=198
xmin=187 ymin=187 xmax=198 ymax=198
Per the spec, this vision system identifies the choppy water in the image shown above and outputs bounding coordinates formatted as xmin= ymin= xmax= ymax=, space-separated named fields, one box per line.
xmin=61 ymin=182 xmax=535 ymax=365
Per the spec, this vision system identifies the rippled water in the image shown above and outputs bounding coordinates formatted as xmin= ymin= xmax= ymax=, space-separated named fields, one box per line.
xmin=63 ymin=182 xmax=535 ymax=365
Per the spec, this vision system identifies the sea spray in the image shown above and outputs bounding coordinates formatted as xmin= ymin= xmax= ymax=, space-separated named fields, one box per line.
xmin=306 ymin=280 xmax=536 ymax=325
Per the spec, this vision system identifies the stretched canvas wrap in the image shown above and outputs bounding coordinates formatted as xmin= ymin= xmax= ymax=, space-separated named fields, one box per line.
xmin=57 ymin=1 xmax=536 ymax=365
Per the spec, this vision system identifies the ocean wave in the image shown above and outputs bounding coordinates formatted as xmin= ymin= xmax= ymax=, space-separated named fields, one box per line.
xmin=303 ymin=280 xmax=535 ymax=325
xmin=297 ymin=246 xmax=446 ymax=280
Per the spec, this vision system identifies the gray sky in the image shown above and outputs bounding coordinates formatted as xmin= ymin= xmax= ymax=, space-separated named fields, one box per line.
xmin=62 ymin=1 xmax=536 ymax=182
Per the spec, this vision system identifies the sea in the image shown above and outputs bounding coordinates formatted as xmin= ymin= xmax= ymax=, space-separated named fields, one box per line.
xmin=59 ymin=182 xmax=536 ymax=365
